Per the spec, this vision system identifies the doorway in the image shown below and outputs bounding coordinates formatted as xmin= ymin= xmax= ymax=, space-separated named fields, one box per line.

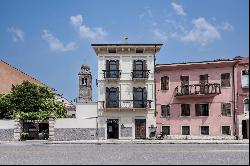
xmin=242 ymin=120 xmax=248 ymax=139
xmin=135 ymin=119 xmax=146 ymax=139
xmin=107 ymin=119 xmax=119 ymax=139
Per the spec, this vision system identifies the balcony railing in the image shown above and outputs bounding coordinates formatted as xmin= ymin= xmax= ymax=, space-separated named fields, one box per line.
xmin=103 ymin=70 xmax=121 ymax=79
xmin=175 ymin=83 xmax=221 ymax=97
xmin=132 ymin=70 xmax=150 ymax=79
xmin=99 ymin=100 xmax=152 ymax=110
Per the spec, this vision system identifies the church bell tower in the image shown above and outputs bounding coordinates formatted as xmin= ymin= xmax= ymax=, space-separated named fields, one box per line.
xmin=78 ymin=64 xmax=92 ymax=102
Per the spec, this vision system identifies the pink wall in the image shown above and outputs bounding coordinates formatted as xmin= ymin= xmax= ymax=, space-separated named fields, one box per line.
xmin=155 ymin=63 xmax=235 ymax=136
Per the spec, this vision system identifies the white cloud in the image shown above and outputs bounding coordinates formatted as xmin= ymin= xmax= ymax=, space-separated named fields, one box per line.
xmin=8 ymin=27 xmax=25 ymax=42
xmin=70 ymin=14 xmax=107 ymax=40
xmin=153 ymin=29 xmax=168 ymax=42
xmin=181 ymin=17 xmax=221 ymax=46
xmin=221 ymin=22 xmax=234 ymax=32
xmin=171 ymin=2 xmax=186 ymax=16
xmin=42 ymin=30 xmax=77 ymax=52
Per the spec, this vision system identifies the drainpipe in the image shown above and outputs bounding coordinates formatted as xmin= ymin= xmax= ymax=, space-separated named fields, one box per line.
xmin=153 ymin=45 xmax=157 ymax=118
xmin=232 ymin=61 xmax=238 ymax=138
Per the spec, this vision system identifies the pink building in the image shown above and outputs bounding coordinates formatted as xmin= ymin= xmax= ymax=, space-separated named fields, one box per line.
xmin=155 ymin=59 xmax=238 ymax=139
xmin=235 ymin=56 xmax=249 ymax=139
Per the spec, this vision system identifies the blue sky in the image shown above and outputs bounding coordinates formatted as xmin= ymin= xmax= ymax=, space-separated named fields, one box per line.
xmin=0 ymin=0 xmax=249 ymax=101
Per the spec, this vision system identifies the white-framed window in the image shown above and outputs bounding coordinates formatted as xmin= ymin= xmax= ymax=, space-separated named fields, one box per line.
xmin=161 ymin=126 xmax=170 ymax=135
xmin=221 ymin=73 xmax=231 ymax=87
xmin=241 ymin=70 xmax=249 ymax=88
xmin=161 ymin=105 xmax=170 ymax=117
xmin=243 ymin=98 xmax=249 ymax=114
xmin=221 ymin=126 xmax=231 ymax=135
xmin=182 ymin=126 xmax=190 ymax=135
xmin=221 ymin=103 xmax=232 ymax=116
xmin=200 ymin=126 xmax=209 ymax=135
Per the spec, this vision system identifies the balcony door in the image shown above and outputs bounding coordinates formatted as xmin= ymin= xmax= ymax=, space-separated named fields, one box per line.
xmin=106 ymin=60 xmax=119 ymax=78
xmin=106 ymin=87 xmax=119 ymax=108
xmin=180 ymin=76 xmax=189 ymax=95
xmin=133 ymin=87 xmax=147 ymax=108
xmin=133 ymin=60 xmax=147 ymax=78
xmin=200 ymin=74 xmax=209 ymax=94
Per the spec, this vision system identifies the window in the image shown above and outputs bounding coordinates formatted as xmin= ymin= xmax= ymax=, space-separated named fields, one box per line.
xmin=221 ymin=73 xmax=230 ymax=87
xmin=244 ymin=99 xmax=249 ymax=114
xmin=242 ymin=70 xmax=249 ymax=88
xmin=161 ymin=105 xmax=170 ymax=117
xmin=161 ymin=76 xmax=169 ymax=90
xmin=133 ymin=60 xmax=147 ymax=78
xmin=162 ymin=126 xmax=170 ymax=135
xmin=181 ymin=104 xmax=190 ymax=116
xmin=82 ymin=77 xmax=87 ymax=86
xmin=133 ymin=87 xmax=147 ymax=108
xmin=108 ymin=48 xmax=116 ymax=53
xmin=180 ymin=76 xmax=189 ymax=94
xmin=201 ymin=126 xmax=209 ymax=135
xmin=195 ymin=104 xmax=209 ymax=116
xmin=106 ymin=60 xmax=119 ymax=78
xmin=200 ymin=74 xmax=209 ymax=94
xmin=221 ymin=103 xmax=231 ymax=116
xmin=106 ymin=87 xmax=119 ymax=108
xmin=136 ymin=48 xmax=144 ymax=53
xmin=182 ymin=126 xmax=190 ymax=135
xmin=222 ymin=126 xmax=231 ymax=135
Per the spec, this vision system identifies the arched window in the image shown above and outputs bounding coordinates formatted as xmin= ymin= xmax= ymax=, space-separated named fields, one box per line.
xmin=243 ymin=98 xmax=249 ymax=114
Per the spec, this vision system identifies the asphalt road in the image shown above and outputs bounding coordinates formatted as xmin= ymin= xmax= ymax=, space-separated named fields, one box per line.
xmin=0 ymin=143 xmax=249 ymax=165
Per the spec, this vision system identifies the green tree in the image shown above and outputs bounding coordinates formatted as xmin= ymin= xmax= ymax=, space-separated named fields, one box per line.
xmin=0 ymin=81 xmax=66 ymax=120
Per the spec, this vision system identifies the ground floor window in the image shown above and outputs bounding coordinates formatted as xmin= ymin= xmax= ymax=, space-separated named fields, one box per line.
xmin=162 ymin=126 xmax=170 ymax=135
xmin=182 ymin=126 xmax=190 ymax=135
xmin=222 ymin=126 xmax=231 ymax=135
xmin=200 ymin=126 xmax=209 ymax=135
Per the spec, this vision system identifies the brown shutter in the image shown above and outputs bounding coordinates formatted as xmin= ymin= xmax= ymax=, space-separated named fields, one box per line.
xmin=133 ymin=60 xmax=136 ymax=78
xmin=143 ymin=60 xmax=147 ymax=78
xmin=161 ymin=77 xmax=164 ymax=90
xmin=116 ymin=87 xmax=119 ymax=107
xmin=106 ymin=60 xmax=110 ymax=78
xmin=195 ymin=104 xmax=199 ymax=116
xmin=166 ymin=76 xmax=169 ymax=90
xmin=116 ymin=60 xmax=119 ymax=78
xmin=143 ymin=87 xmax=147 ymax=107
xmin=226 ymin=103 xmax=231 ymax=115
xmin=106 ymin=87 xmax=110 ymax=107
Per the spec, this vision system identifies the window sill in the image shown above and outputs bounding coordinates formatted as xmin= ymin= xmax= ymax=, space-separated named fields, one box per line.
xmin=241 ymin=86 xmax=249 ymax=89
xmin=180 ymin=116 xmax=191 ymax=117
xmin=160 ymin=116 xmax=171 ymax=118
xmin=221 ymin=86 xmax=231 ymax=89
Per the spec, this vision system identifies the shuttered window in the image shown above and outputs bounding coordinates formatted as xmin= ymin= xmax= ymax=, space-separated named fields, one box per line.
xmin=161 ymin=105 xmax=170 ymax=117
xmin=221 ymin=103 xmax=231 ymax=116
xmin=195 ymin=104 xmax=209 ymax=116
xmin=221 ymin=73 xmax=230 ymax=87
xmin=161 ymin=76 xmax=169 ymax=90
xmin=181 ymin=104 xmax=190 ymax=116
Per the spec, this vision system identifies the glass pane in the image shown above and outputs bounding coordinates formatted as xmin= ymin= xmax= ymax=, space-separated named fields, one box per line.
xmin=242 ymin=75 xmax=249 ymax=87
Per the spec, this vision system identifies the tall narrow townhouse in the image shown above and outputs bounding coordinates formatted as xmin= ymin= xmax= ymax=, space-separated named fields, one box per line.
xmin=155 ymin=59 xmax=238 ymax=139
xmin=92 ymin=41 xmax=162 ymax=140
xmin=234 ymin=56 xmax=249 ymax=139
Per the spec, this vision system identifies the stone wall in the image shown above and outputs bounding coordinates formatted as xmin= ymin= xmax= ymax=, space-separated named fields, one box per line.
xmin=121 ymin=127 xmax=132 ymax=137
xmin=0 ymin=129 xmax=14 ymax=141
xmin=54 ymin=128 xmax=105 ymax=141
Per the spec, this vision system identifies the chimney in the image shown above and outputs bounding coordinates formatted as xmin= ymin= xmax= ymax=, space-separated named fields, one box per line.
xmin=124 ymin=36 xmax=128 ymax=44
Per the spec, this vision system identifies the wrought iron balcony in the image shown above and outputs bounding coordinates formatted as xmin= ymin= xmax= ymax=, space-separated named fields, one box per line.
xmin=132 ymin=70 xmax=150 ymax=79
xmin=103 ymin=70 xmax=121 ymax=79
xmin=99 ymin=100 xmax=152 ymax=110
xmin=175 ymin=83 xmax=221 ymax=98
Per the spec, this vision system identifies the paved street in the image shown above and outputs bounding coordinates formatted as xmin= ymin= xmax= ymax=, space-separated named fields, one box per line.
xmin=0 ymin=143 xmax=249 ymax=165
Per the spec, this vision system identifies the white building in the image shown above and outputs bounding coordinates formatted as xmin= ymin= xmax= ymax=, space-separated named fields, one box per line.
xmin=92 ymin=39 xmax=162 ymax=139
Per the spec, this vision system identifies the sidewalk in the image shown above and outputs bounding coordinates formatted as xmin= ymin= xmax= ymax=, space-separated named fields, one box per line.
xmin=43 ymin=139 xmax=249 ymax=144
xmin=1 ymin=139 xmax=249 ymax=145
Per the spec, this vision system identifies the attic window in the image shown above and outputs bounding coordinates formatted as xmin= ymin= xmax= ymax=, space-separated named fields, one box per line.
xmin=136 ymin=48 xmax=144 ymax=53
xmin=108 ymin=48 xmax=116 ymax=53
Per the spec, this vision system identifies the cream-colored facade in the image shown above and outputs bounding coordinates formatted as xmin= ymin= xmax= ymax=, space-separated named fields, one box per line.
xmin=92 ymin=43 xmax=162 ymax=139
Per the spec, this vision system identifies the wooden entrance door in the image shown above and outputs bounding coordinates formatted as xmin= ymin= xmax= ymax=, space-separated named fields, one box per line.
xmin=135 ymin=119 xmax=146 ymax=139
